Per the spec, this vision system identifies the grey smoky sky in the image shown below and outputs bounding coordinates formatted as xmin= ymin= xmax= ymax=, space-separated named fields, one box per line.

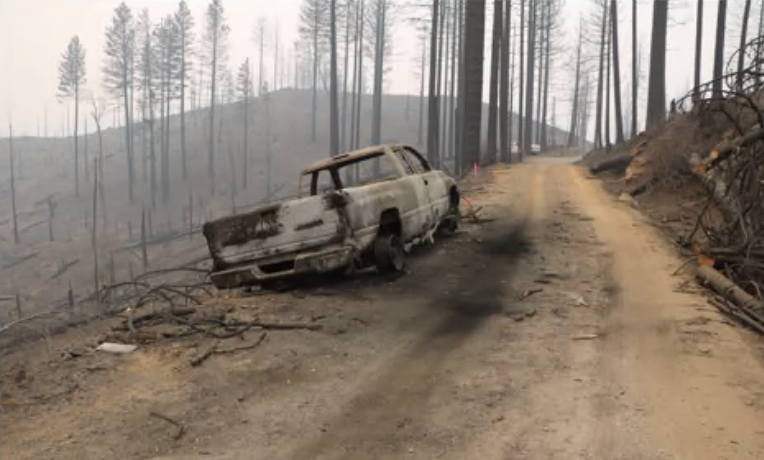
xmin=0 ymin=0 xmax=756 ymax=138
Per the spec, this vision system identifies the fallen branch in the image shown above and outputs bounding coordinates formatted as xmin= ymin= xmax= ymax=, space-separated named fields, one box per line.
xmin=190 ymin=340 xmax=220 ymax=367
xmin=695 ymin=264 xmax=764 ymax=312
xmin=149 ymin=411 xmax=186 ymax=440
xmin=0 ymin=310 xmax=61 ymax=333
xmin=215 ymin=332 xmax=268 ymax=355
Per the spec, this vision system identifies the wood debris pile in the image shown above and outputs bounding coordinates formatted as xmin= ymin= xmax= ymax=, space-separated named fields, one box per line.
xmin=675 ymin=36 xmax=764 ymax=334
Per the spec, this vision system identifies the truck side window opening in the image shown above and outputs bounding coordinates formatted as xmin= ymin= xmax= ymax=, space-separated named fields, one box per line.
xmin=402 ymin=148 xmax=429 ymax=174
xmin=337 ymin=153 xmax=399 ymax=188
xmin=394 ymin=149 xmax=416 ymax=175
xmin=311 ymin=169 xmax=335 ymax=195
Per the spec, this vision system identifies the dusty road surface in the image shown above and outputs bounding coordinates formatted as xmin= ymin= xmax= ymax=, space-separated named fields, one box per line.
xmin=3 ymin=157 xmax=764 ymax=460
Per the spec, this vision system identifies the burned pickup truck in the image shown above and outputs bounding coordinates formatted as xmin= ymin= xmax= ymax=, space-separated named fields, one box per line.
xmin=202 ymin=144 xmax=460 ymax=289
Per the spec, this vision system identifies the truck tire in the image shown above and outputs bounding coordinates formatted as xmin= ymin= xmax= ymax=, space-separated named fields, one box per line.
xmin=374 ymin=234 xmax=405 ymax=273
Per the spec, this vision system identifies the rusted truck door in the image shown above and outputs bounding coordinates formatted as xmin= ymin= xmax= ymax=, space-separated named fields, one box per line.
xmin=397 ymin=147 xmax=444 ymax=228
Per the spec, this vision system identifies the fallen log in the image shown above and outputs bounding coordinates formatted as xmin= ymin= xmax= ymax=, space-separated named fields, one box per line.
xmin=696 ymin=264 xmax=764 ymax=312
xmin=589 ymin=153 xmax=633 ymax=174
xmin=697 ymin=126 xmax=764 ymax=171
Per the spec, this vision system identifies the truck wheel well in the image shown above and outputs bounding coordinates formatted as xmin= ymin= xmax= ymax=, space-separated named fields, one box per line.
xmin=378 ymin=208 xmax=402 ymax=236
xmin=449 ymin=187 xmax=460 ymax=208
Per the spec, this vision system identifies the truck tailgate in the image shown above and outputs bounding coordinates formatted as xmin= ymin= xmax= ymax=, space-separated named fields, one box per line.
xmin=203 ymin=193 xmax=347 ymax=269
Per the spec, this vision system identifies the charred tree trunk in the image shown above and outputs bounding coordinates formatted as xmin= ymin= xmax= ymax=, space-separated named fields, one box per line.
xmin=540 ymin=0 xmax=552 ymax=151
xmin=567 ymin=24 xmax=583 ymax=148
xmin=611 ymin=0 xmax=624 ymax=144
xmin=499 ymin=0 xmax=511 ymax=162
xmin=427 ymin=0 xmax=441 ymax=166
xmin=605 ymin=11 xmax=611 ymax=149
xmin=594 ymin=0 xmax=608 ymax=149
xmin=371 ymin=0 xmax=386 ymax=146
xmin=736 ymin=0 xmax=752 ymax=90
xmin=694 ymin=0 xmax=703 ymax=101
xmin=460 ymin=0 xmax=486 ymax=172
xmin=486 ymin=0 xmax=503 ymax=164
xmin=522 ymin=0 xmax=536 ymax=156
xmin=418 ymin=31 xmax=427 ymax=147
xmin=8 ymin=123 xmax=19 ymax=244
xmin=518 ymin=0 xmax=526 ymax=161
xmin=631 ymin=0 xmax=638 ymax=138
xmin=713 ymin=0 xmax=727 ymax=97
xmin=645 ymin=0 xmax=668 ymax=128
xmin=330 ymin=0 xmax=340 ymax=156
xmin=340 ymin=0 xmax=352 ymax=154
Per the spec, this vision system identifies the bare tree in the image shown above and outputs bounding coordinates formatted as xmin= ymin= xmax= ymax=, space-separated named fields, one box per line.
xmin=330 ymin=0 xmax=340 ymax=155
xmin=486 ymin=0 xmax=503 ymax=164
xmin=203 ymin=0 xmax=230 ymax=195
xmin=713 ymin=0 xmax=727 ymax=97
xmin=693 ymin=0 xmax=703 ymax=100
xmin=58 ymin=35 xmax=87 ymax=198
xmin=518 ymin=0 xmax=526 ymax=160
xmin=369 ymin=0 xmax=391 ymax=146
xmin=237 ymin=59 xmax=253 ymax=188
xmin=427 ymin=0 xmax=441 ymax=166
xmin=136 ymin=8 xmax=157 ymax=207
xmin=103 ymin=2 xmax=136 ymax=202
xmin=593 ymin=0 xmax=608 ymax=149
xmin=736 ymin=0 xmax=752 ymax=90
xmin=611 ymin=0 xmax=624 ymax=144
xmin=645 ymin=0 xmax=667 ymax=129
xmin=631 ymin=0 xmax=637 ymax=137
xmin=460 ymin=0 xmax=486 ymax=172
xmin=499 ymin=0 xmax=511 ymax=162
xmin=8 ymin=122 xmax=19 ymax=244
xmin=567 ymin=21 xmax=583 ymax=148
xmin=299 ymin=0 xmax=329 ymax=143
xmin=175 ymin=0 xmax=195 ymax=181
xmin=522 ymin=0 xmax=536 ymax=155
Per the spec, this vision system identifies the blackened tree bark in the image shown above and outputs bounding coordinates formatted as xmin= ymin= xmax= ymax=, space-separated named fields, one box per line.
xmin=712 ymin=0 xmax=727 ymax=97
xmin=370 ymin=0 xmax=386 ymax=146
xmin=693 ymin=0 xmax=703 ymax=100
xmin=330 ymin=0 xmax=340 ymax=156
xmin=460 ymin=0 xmax=486 ymax=172
xmin=499 ymin=0 xmax=511 ymax=162
xmin=540 ymin=0 xmax=552 ymax=150
xmin=645 ymin=0 xmax=668 ymax=129
xmin=8 ymin=122 xmax=19 ymax=244
xmin=486 ymin=0 xmax=502 ymax=164
xmin=611 ymin=0 xmax=624 ymax=144
xmin=631 ymin=0 xmax=637 ymax=137
xmin=518 ymin=0 xmax=525 ymax=161
xmin=736 ymin=0 xmax=752 ymax=90
xmin=594 ymin=0 xmax=608 ymax=149
xmin=427 ymin=0 xmax=441 ymax=165
xmin=522 ymin=0 xmax=536 ymax=155
xmin=567 ymin=23 xmax=583 ymax=148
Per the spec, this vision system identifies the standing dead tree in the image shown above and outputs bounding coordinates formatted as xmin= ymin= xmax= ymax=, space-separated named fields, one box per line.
xmin=103 ymin=2 xmax=136 ymax=203
xmin=58 ymin=35 xmax=87 ymax=198
xmin=485 ymin=0 xmax=503 ymax=164
xmin=645 ymin=0 xmax=667 ymax=129
xmin=203 ymin=0 xmax=230 ymax=195
xmin=175 ymin=1 xmax=195 ymax=181
xmin=460 ymin=0 xmax=486 ymax=172
xmin=237 ymin=59 xmax=253 ymax=188
xmin=8 ymin=122 xmax=19 ymax=244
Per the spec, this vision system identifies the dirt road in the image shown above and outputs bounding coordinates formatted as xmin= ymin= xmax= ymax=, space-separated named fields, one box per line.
xmin=3 ymin=157 xmax=764 ymax=459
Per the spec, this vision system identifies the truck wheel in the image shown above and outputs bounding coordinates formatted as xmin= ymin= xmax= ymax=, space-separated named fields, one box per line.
xmin=374 ymin=234 xmax=405 ymax=273
xmin=437 ymin=217 xmax=458 ymax=237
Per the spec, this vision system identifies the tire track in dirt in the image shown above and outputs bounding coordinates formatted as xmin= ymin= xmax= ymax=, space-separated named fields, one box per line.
xmin=287 ymin=168 xmax=546 ymax=460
